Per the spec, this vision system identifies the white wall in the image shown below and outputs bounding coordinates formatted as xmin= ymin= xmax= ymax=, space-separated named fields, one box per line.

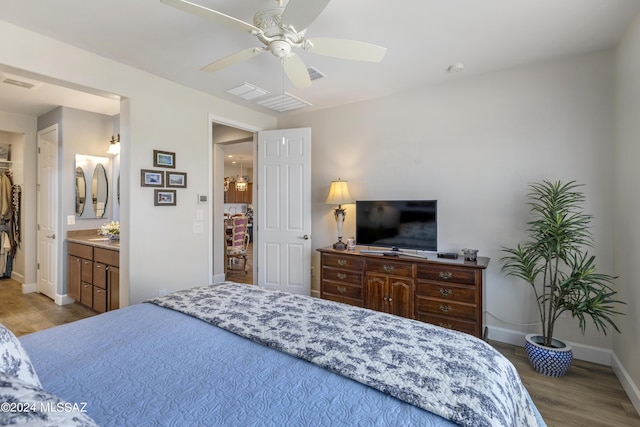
xmin=0 ymin=20 xmax=277 ymax=305
xmin=281 ymin=49 xmax=617 ymax=353
xmin=613 ymin=10 xmax=640 ymax=412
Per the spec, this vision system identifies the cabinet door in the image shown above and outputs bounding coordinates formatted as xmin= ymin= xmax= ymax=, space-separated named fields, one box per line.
xmin=67 ymin=256 xmax=81 ymax=301
xmin=389 ymin=279 xmax=414 ymax=319
xmin=93 ymin=263 xmax=107 ymax=289
xmin=80 ymin=282 xmax=93 ymax=307
xmin=225 ymin=182 xmax=237 ymax=203
xmin=93 ymin=287 xmax=107 ymax=313
xmin=81 ymin=258 xmax=93 ymax=284
xmin=108 ymin=266 xmax=120 ymax=311
xmin=365 ymin=275 xmax=387 ymax=313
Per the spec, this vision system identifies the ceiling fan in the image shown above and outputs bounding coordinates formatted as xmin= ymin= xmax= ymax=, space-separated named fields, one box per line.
xmin=161 ymin=0 xmax=387 ymax=88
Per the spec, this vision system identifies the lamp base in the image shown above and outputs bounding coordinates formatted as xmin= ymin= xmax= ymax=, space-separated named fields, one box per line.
xmin=333 ymin=240 xmax=347 ymax=250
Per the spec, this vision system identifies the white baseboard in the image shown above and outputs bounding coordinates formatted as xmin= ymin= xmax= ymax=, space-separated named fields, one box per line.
xmin=486 ymin=325 xmax=612 ymax=365
xmin=11 ymin=271 xmax=24 ymax=282
xmin=22 ymin=282 xmax=36 ymax=293
xmin=212 ymin=273 xmax=226 ymax=284
xmin=55 ymin=294 xmax=75 ymax=306
xmin=611 ymin=352 xmax=640 ymax=416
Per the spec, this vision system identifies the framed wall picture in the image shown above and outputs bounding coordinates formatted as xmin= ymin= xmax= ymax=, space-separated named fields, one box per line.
xmin=154 ymin=189 xmax=176 ymax=206
xmin=166 ymin=172 xmax=187 ymax=188
xmin=153 ymin=150 xmax=176 ymax=168
xmin=141 ymin=169 xmax=164 ymax=187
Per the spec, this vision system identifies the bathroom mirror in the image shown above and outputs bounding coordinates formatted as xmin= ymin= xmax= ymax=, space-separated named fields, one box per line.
xmin=75 ymin=166 xmax=86 ymax=216
xmin=92 ymin=163 xmax=108 ymax=218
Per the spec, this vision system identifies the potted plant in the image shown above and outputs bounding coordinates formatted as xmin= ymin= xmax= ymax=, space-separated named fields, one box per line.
xmin=500 ymin=180 xmax=623 ymax=377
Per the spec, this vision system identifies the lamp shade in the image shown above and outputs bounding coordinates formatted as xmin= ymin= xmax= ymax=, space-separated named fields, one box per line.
xmin=325 ymin=179 xmax=354 ymax=206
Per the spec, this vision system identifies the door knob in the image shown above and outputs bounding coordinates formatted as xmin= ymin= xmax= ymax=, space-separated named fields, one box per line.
xmin=46 ymin=234 xmax=56 ymax=239
xmin=300 ymin=234 xmax=310 ymax=240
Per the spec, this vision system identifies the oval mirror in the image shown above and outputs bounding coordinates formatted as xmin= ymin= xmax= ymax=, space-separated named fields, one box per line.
xmin=75 ymin=166 xmax=86 ymax=216
xmin=92 ymin=163 xmax=108 ymax=218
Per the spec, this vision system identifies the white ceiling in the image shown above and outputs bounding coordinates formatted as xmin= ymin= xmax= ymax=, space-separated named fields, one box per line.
xmin=1 ymin=0 xmax=639 ymax=118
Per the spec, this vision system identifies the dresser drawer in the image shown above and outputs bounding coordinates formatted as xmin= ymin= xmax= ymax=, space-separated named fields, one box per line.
xmin=322 ymin=253 xmax=363 ymax=270
xmin=68 ymin=242 xmax=93 ymax=259
xmin=322 ymin=281 xmax=362 ymax=301
xmin=417 ymin=265 xmax=478 ymax=285
xmin=365 ymin=259 xmax=413 ymax=277
xmin=415 ymin=281 xmax=477 ymax=304
xmin=93 ymin=287 xmax=107 ymax=313
xmin=415 ymin=313 xmax=477 ymax=336
xmin=322 ymin=268 xmax=362 ymax=285
xmin=415 ymin=296 xmax=477 ymax=321
xmin=81 ymin=282 xmax=93 ymax=308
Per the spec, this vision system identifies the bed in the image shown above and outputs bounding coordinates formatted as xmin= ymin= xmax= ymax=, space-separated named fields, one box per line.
xmin=3 ymin=282 xmax=546 ymax=426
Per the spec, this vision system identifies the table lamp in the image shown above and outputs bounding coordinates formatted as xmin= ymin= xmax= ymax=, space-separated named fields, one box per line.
xmin=325 ymin=178 xmax=354 ymax=250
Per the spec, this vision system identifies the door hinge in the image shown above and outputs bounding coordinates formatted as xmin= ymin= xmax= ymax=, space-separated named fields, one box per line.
xmin=38 ymin=147 xmax=41 ymax=154
xmin=37 ymin=224 xmax=40 ymax=231
xmin=37 ymin=263 xmax=40 ymax=270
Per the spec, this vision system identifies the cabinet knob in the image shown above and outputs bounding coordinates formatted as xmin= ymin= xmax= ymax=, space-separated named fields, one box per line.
xmin=383 ymin=265 xmax=394 ymax=272
xmin=439 ymin=288 xmax=453 ymax=296
xmin=439 ymin=304 xmax=452 ymax=313
xmin=438 ymin=272 xmax=453 ymax=280
xmin=336 ymin=286 xmax=347 ymax=294
xmin=337 ymin=273 xmax=347 ymax=280
xmin=337 ymin=259 xmax=347 ymax=266
xmin=439 ymin=322 xmax=453 ymax=329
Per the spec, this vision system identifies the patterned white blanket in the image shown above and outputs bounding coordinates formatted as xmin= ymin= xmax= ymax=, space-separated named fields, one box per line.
xmin=148 ymin=283 xmax=540 ymax=427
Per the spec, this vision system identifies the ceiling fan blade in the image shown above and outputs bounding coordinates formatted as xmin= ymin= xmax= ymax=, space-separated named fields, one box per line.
xmin=161 ymin=0 xmax=260 ymax=34
xmin=308 ymin=38 xmax=387 ymax=62
xmin=282 ymin=54 xmax=312 ymax=89
xmin=281 ymin=0 xmax=332 ymax=31
xmin=201 ymin=48 xmax=265 ymax=72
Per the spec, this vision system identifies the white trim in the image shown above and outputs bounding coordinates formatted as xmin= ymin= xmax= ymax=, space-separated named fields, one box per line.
xmin=207 ymin=113 xmax=262 ymax=286
xmin=22 ymin=282 xmax=36 ymax=293
xmin=611 ymin=352 xmax=640 ymax=416
xmin=55 ymin=294 xmax=75 ymax=306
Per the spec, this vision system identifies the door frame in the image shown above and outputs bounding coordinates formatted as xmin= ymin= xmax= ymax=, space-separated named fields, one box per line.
xmin=208 ymin=114 xmax=262 ymax=284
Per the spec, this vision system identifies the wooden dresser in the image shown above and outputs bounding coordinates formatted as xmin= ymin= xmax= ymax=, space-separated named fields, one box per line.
xmin=318 ymin=247 xmax=489 ymax=338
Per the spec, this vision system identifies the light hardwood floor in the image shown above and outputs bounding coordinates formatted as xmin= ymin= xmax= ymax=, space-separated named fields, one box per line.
xmin=1 ymin=277 xmax=638 ymax=426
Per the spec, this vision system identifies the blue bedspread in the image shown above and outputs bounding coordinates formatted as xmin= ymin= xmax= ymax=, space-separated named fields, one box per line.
xmin=20 ymin=303 xmax=460 ymax=426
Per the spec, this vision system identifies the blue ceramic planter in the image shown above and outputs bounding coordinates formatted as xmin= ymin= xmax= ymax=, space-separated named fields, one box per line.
xmin=524 ymin=334 xmax=573 ymax=377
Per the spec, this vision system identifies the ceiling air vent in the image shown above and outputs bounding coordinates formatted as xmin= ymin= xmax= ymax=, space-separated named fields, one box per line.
xmin=3 ymin=78 xmax=36 ymax=89
xmin=255 ymin=93 xmax=312 ymax=112
xmin=307 ymin=67 xmax=326 ymax=81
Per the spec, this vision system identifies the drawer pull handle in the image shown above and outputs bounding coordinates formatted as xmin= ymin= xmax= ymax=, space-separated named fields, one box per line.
xmin=438 ymin=272 xmax=453 ymax=280
xmin=439 ymin=288 xmax=453 ymax=296
xmin=336 ymin=286 xmax=347 ymax=294
xmin=337 ymin=273 xmax=347 ymax=280
xmin=383 ymin=265 xmax=394 ymax=272
xmin=337 ymin=259 xmax=347 ymax=266
xmin=439 ymin=322 xmax=453 ymax=329
xmin=439 ymin=304 xmax=452 ymax=313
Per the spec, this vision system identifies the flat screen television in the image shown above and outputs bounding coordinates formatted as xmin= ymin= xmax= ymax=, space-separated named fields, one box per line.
xmin=355 ymin=200 xmax=437 ymax=252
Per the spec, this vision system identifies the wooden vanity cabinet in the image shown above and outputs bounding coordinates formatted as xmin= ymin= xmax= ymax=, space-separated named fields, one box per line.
xmin=67 ymin=241 xmax=119 ymax=313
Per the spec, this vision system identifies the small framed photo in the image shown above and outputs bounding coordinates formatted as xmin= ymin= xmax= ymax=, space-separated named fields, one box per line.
xmin=154 ymin=189 xmax=176 ymax=206
xmin=153 ymin=150 xmax=176 ymax=168
xmin=166 ymin=172 xmax=187 ymax=188
xmin=141 ymin=169 xmax=164 ymax=187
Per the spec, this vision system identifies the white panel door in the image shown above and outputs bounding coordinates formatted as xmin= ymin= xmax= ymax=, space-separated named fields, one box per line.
xmin=257 ymin=128 xmax=311 ymax=295
xmin=37 ymin=125 xmax=58 ymax=300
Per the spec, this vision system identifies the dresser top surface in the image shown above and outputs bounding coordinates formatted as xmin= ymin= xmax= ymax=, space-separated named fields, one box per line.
xmin=318 ymin=246 xmax=489 ymax=269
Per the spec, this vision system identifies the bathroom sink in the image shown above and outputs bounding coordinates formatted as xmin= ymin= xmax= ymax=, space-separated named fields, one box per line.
xmin=87 ymin=237 xmax=111 ymax=241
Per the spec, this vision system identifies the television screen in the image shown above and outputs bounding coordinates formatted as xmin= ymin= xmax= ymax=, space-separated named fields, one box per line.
xmin=355 ymin=200 xmax=437 ymax=251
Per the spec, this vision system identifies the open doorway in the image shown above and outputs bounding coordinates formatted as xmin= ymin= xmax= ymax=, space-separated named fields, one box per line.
xmin=212 ymin=123 xmax=255 ymax=285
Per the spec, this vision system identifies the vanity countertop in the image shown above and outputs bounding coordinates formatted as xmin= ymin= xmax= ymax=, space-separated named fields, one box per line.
xmin=67 ymin=230 xmax=120 ymax=250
